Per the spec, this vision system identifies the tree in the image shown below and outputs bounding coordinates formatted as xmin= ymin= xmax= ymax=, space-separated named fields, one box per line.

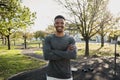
xmin=56 ymin=0 xmax=110 ymax=56
xmin=34 ymin=31 xmax=40 ymax=41
xmin=11 ymin=31 xmax=23 ymax=45
xmin=109 ymin=17 xmax=120 ymax=41
xmin=45 ymin=25 xmax=55 ymax=34
xmin=34 ymin=30 xmax=47 ymax=41
xmin=0 ymin=0 xmax=36 ymax=50
xmin=97 ymin=10 xmax=113 ymax=47
xmin=22 ymin=31 xmax=34 ymax=49
xmin=0 ymin=33 xmax=7 ymax=45
xmin=65 ymin=22 xmax=79 ymax=35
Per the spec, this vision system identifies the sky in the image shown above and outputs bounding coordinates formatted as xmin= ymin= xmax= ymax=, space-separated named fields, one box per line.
xmin=22 ymin=0 xmax=120 ymax=32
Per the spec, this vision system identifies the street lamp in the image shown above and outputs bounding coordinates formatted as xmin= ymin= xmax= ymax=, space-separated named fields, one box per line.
xmin=113 ymin=34 xmax=117 ymax=80
xmin=113 ymin=25 xmax=120 ymax=80
xmin=23 ymin=33 xmax=27 ymax=49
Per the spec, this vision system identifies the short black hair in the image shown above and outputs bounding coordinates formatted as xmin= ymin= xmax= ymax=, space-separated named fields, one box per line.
xmin=54 ymin=15 xmax=65 ymax=21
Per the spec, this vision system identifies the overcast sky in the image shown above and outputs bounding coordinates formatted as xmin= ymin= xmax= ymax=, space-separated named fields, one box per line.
xmin=22 ymin=0 xmax=120 ymax=32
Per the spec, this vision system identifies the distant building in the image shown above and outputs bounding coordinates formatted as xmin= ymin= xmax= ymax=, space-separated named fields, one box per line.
xmin=95 ymin=34 xmax=108 ymax=43
xmin=74 ymin=34 xmax=82 ymax=42
xmin=118 ymin=36 xmax=120 ymax=41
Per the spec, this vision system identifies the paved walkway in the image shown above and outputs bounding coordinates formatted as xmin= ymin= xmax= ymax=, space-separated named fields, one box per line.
xmin=8 ymin=48 xmax=47 ymax=80
xmin=7 ymin=48 xmax=120 ymax=80
xmin=22 ymin=48 xmax=44 ymax=60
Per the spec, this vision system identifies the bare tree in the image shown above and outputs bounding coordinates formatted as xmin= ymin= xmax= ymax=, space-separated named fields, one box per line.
xmin=55 ymin=0 xmax=110 ymax=56
xmin=109 ymin=16 xmax=120 ymax=40
xmin=97 ymin=10 xmax=113 ymax=47
xmin=45 ymin=25 xmax=55 ymax=34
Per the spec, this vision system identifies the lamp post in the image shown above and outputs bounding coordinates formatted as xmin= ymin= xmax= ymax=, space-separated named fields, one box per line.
xmin=114 ymin=34 xmax=117 ymax=80
xmin=113 ymin=25 xmax=120 ymax=79
xmin=23 ymin=33 xmax=27 ymax=49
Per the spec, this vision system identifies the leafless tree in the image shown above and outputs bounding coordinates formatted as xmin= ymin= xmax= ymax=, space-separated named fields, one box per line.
xmin=55 ymin=0 xmax=110 ymax=56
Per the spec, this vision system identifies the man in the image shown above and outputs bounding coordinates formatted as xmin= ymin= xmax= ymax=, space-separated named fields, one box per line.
xmin=43 ymin=15 xmax=77 ymax=80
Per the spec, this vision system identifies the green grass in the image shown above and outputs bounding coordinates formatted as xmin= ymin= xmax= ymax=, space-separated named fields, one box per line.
xmin=28 ymin=43 xmax=41 ymax=48
xmin=33 ymin=42 xmax=120 ymax=57
xmin=34 ymin=50 xmax=43 ymax=55
xmin=0 ymin=45 xmax=16 ymax=50
xmin=0 ymin=49 xmax=46 ymax=80
xmin=76 ymin=43 xmax=120 ymax=56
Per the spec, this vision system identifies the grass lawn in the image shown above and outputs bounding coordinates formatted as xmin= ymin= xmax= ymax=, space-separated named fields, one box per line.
xmin=34 ymin=50 xmax=43 ymax=55
xmin=33 ymin=42 xmax=120 ymax=57
xmin=0 ymin=46 xmax=46 ymax=80
xmin=76 ymin=43 xmax=120 ymax=56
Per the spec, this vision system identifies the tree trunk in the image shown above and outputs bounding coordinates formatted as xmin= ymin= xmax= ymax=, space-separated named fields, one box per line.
xmin=24 ymin=36 xmax=27 ymax=49
xmin=6 ymin=35 xmax=11 ymax=50
xmin=101 ymin=36 xmax=104 ymax=47
xmin=1 ymin=36 xmax=6 ymax=45
xmin=4 ymin=37 xmax=7 ymax=45
xmin=14 ymin=40 xmax=16 ymax=46
xmin=2 ymin=36 xmax=4 ymax=45
xmin=85 ymin=38 xmax=89 ymax=56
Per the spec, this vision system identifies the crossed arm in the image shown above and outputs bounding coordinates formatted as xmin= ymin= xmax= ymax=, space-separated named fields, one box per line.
xmin=43 ymin=37 xmax=77 ymax=60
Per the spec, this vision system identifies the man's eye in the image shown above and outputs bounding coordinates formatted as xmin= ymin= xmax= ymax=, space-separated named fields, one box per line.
xmin=61 ymin=22 xmax=64 ymax=24
xmin=55 ymin=22 xmax=59 ymax=24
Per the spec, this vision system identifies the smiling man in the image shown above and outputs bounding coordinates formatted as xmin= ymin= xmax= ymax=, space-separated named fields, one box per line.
xmin=43 ymin=15 xmax=77 ymax=80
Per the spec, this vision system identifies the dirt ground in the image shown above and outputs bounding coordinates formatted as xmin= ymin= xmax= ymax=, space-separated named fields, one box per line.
xmin=71 ymin=56 xmax=120 ymax=80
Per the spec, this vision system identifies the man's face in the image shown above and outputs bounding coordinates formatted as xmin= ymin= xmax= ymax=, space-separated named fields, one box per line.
xmin=54 ymin=18 xmax=65 ymax=33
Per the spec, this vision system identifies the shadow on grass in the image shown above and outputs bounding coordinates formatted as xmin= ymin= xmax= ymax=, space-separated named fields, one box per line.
xmin=91 ymin=47 xmax=102 ymax=55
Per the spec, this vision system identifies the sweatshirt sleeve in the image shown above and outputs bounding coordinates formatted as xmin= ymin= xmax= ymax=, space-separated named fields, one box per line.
xmin=43 ymin=36 xmax=63 ymax=60
xmin=43 ymin=35 xmax=77 ymax=60
xmin=52 ymin=37 xmax=77 ymax=59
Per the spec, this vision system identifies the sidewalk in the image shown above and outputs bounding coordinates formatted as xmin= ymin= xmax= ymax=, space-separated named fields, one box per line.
xmin=22 ymin=48 xmax=44 ymax=60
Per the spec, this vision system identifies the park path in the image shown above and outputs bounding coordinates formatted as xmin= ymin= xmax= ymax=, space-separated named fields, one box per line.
xmin=8 ymin=48 xmax=47 ymax=80
xmin=8 ymin=48 xmax=120 ymax=80
xmin=21 ymin=48 xmax=45 ymax=60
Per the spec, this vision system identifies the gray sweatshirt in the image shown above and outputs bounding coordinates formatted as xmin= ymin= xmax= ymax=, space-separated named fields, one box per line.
xmin=43 ymin=34 xmax=77 ymax=79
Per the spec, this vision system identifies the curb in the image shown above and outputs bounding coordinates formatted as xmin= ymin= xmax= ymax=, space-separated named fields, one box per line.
xmin=7 ymin=65 xmax=47 ymax=80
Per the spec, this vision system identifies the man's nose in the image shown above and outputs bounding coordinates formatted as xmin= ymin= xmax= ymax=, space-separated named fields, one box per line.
xmin=58 ymin=23 xmax=62 ymax=26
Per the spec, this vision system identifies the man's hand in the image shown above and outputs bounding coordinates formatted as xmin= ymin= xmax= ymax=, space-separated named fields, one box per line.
xmin=67 ymin=44 xmax=76 ymax=51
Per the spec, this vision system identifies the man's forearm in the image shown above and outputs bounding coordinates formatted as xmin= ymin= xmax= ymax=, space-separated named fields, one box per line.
xmin=43 ymin=50 xmax=63 ymax=60
xmin=52 ymin=49 xmax=77 ymax=59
